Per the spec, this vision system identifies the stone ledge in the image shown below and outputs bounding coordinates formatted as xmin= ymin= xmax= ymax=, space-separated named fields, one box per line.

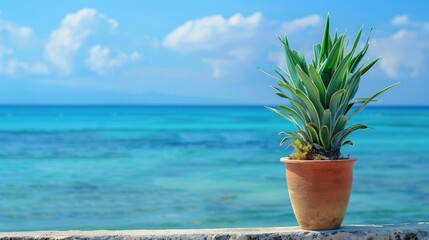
xmin=0 ymin=222 xmax=428 ymax=240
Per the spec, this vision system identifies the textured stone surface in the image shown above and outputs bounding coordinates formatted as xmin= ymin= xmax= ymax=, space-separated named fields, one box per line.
xmin=0 ymin=223 xmax=428 ymax=240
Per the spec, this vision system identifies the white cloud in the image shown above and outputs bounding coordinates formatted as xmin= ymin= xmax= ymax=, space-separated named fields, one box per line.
xmin=86 ymin=45 xmax=140 ymax=74
xmin=372 ymin=30 xmax=425 ymax=78
xmin=0 ymin=60 xmax=49 ymax=76
xmin=0 ymin=20 xmax=34 ymax=45
xmin=202 ymin=59 xmax=225 ymax=78
xmin=268 ymin=15 xmax=323 ymax=69
xmin=0 ymin=45 xmax=13 ymax=57
xmin=0 ymin=44 xmax=48 ymax=76
xmin=371 ymin=16 xmax=429 ymax=78
xmin=281 ymin=14 xmax=322 ymax=33
xmin=44 ymin=8 xmax=118 ymax=73
xmin=391 ymin=15 xmax=410 ymax=26
xmin=164 ymin=12 xmax=262 ymax=53
xmin=228 ymin=48 xmax=251 ymax=61
xmin=203 ymin=48 xmax=251 ymax=78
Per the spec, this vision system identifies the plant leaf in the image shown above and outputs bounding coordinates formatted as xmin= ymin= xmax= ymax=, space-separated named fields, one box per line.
xmin=326 ymin=53 xmax=352 ymax=104
xmin=295 ymin=88 xmax=322 ymax=128
xmin=258 ymin=67 xmax=284 ymax=83
xmin=361 ymin=57 xmax=380 ymax=75
xmin=332 ymin=124 xmax=368 ymax=146
xmin=319 ymin=14 xmax=330 ymax=59
xmin=266 ymin=106 xmax=299 ymax=126
xmin=279 ymin=104 xmax=306 ymax=126
xmin=324 ymin=34 xmax=345 ymax=71
xmin=348 ymin=82 xmax=400 ymax=119
xmin=306 ymin=124 xmax=320 ymax=144
xmin=313 ymin=44 xmax=321 ymax=67
xmin=308 ymin=65 xmax=327 ymax=106
xmin=294 ymin=51 xmax=309 ymax=74
xmin=322 ymin=109 xmax=332 ymax=130
xmin=339 ymin=124 xmax=368 ymax=144
xmin=319 ymin=125 xmax=330 ymax=149
xmin=350 ymin=26 xmax=363 ymax=56
xmin=332 ymin=114 xmax=348 ymax=136
xmin=296 ymin=65 xmax=323 ymax=110
xmin=282 ymin=36 xmax=302 ymax=88
xmin=329 ymin=89 xmax=346 ymax=117
xmin=342 ymin=140 xmax=354 ymax=147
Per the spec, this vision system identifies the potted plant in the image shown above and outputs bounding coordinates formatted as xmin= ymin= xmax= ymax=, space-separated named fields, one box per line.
xmin=263 ymin=15 xmax=399 ymax=230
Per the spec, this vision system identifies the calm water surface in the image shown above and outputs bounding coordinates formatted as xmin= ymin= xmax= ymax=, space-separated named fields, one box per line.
xmin=0 ymin=106 xmax=428 ymax=231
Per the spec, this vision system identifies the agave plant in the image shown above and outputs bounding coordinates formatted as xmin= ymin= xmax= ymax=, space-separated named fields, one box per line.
xmin=264 ymin=15 xmax=398 ymax=160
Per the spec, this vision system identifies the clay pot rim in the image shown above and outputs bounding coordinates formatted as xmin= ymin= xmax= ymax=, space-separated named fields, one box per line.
xmin=280 ymin=157 xmax=357 ymax=163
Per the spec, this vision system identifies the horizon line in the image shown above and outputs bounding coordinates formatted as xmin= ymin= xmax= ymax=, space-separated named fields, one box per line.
xmin=0 ymin=104 xmax=428 ymax=108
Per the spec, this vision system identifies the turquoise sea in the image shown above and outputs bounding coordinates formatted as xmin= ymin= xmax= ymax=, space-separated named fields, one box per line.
xmin=0 ymin=106 xmax=428 ymax=231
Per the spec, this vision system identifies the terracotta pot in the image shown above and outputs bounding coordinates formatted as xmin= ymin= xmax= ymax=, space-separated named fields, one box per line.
xmin=280 ymin=157 xmax=356 ymax=230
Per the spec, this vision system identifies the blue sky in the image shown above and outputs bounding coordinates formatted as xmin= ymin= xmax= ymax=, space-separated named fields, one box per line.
xmin=0 ymin=1 xmax=428 ymax=105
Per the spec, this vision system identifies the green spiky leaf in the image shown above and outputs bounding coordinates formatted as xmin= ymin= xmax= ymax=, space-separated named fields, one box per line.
xmin=263 ymin=15 xmax=399 ymax=160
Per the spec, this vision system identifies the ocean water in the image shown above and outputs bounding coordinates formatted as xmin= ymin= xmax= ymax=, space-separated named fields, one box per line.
xmin=0 ymin=106 xmax=428 ymax=231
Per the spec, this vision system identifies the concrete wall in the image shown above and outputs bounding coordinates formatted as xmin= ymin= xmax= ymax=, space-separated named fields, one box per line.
xmin=0 ymin=222 xmax=428 ymax=240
